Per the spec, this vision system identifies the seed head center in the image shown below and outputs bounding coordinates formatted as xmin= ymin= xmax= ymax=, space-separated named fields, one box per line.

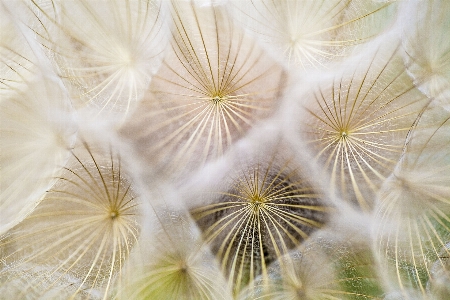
xmin=178 ymin=261 xmax=188 ymax=273
xmin=250 ymin=194 xmax=264 ymax=203
xmin=340 ymin=130 xmax=349 ymax=139
xmin=211 ymin=95 xmax=225 ymax=105
xmin=249 ymin=194 xmax=267 ymax=214
xmin=250 ymin=202 xmax=265 ymax=214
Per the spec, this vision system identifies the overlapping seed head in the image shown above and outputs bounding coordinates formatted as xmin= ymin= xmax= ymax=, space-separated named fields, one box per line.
xmin=1 ymin=0 xmax=449 ymax=299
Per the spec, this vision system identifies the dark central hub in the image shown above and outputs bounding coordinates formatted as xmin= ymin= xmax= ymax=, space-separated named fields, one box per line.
xmin=212 ymin=96 xmax=223 ymax=104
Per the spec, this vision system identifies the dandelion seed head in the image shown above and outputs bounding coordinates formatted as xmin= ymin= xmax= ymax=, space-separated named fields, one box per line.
xmin=2 ymin=0 xmax=450 ymax=299
xmin=374 ymin=103 xmax=450 ymax=296
xmin=118 ymin=209 xmax=231 ymax=300
xmin=240 ymin=234 xmax=382 ymax=300
xmin=0 ymin=74 xmax=76 ymax=235
xmin=401 ymin=0 xmax=450 ymax=110
xmin=230 ymin=0 xmax=398 ymax=69
xmin=288 ymin=40 xmax=429 ymax=210
xmin=191 ymin=153 xmax=328 ymax=294
xmin=0 ymin=140 xmax=141 ymax=298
